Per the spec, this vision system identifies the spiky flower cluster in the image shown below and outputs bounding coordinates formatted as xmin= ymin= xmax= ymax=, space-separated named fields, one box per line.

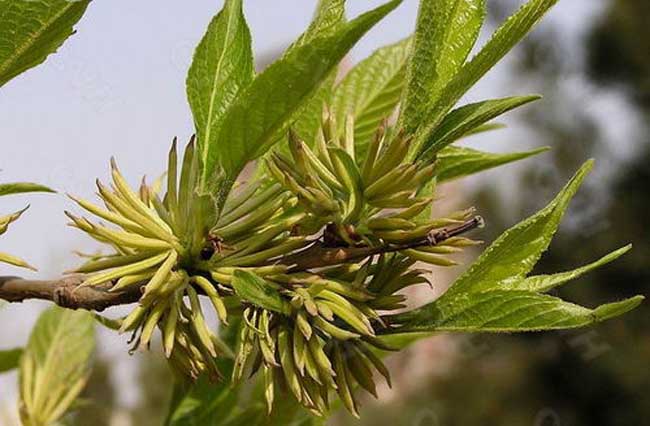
xmin=225 ymin=115 xmax=483 ymax=416
xmin=68 ymin=115 xmax=482 ymax=416
xmin=267 ymin=111 xmax=481 ymax=264
xmin=67 ymin=140 xmax=228 ymax=380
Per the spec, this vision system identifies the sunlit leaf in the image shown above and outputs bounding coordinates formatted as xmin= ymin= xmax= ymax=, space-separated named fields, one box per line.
xmin=388 ymin=161 xmax=644 ymax=333
xmin=0 ymin=0 xmax=90 ymax=87
xmin=231 ymin=270 xmax=290 ymax=315
xmin=332 ymin=37 xmax=413 ymax=158
xmin=515 ymin=245 xmax=633 ymax=293
xmin=19 ymin=306 xmax=94 ymax=426
xmin=187 ymin=0 xmax=254 ymax=175
xmin=165 ymin=372 xmax=237 ymax=426
xmin=200 ymin=0 xmax=402 ymax=192
xmin=401 ymin=0 xmax=486 ymax=134
xmin=418 ymin=95 xmax=541 ymax=160
xmin=435 ymin=145 xmax=549 ymax=182
xmin=413 ymin=0 xmax=559 ymax=154
xmin=391 ymin=290 xmax=643 ymax=333
xmin=280 ymin=0 xmax=346 ymax=146
xmin=444 ymin=160 xmax=594 ymax=297
xmin=288 ymin=0 xmax=346 ymax=52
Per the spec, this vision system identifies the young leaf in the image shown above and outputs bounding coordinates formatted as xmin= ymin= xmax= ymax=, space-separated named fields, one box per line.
xmin=291 ymin=72 xmax=336 ymax=144
xmin=201 ymin=0 xmax=402 ymax=191
xmin=331 ymin=37 xmax=413 ymax=157
xmin=187 ymin=0 xmax=254 ymax=172
xmin=390 ymin=290 xmax=643 ymax=333
xmin=280 ymin=0 xmax=346 ymax=144
xmin=289 ymin=0 xmax=346 ymax=51
xmin=0 ymin=348 xmax=22 ymax=374
xmin=0 ymin=0 xmax=90 ymax=88
xmin=19 ymin=306 xmax=94 ymax=426
xmin=443 ymin=160 xmax=594 ymax=297
xmin=514 ymin=245 xmax=632 ymax=293
xmin=400 ymin=0 xmax=486 ymax=134
xmin=417 ymin=95 xmax=541 ymax=160
xmin=412 ymin=0 xmax=559 ymax=154
xmin=435 ymin=145 xmax=549 ymax=182
xmin=231 ymin=270 xmax=291 ymax=315
xmin=165 ymin=373 xmax=237 ymax=426
xmin=464 ymin=122 xmax=507 ymax=137
xmin=0 ymin=183 xmax=55 ymax=197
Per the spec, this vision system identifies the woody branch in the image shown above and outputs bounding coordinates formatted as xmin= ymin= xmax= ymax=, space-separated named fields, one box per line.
xmin=0 ymin=217 xmax=483 ymax=311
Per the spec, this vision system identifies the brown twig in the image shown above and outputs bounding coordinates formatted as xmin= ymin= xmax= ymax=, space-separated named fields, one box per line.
xmin=283 ymin=216 xmax=484 ymax=271
xmin=0 ymin=217 xmax=483 ymax=311
xmin=0 ymin=275 xmax=141 ymax=311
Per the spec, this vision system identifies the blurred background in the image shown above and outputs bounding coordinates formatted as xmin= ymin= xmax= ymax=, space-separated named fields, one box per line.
xmin=0 ymin=0 xmax=648 ymax=425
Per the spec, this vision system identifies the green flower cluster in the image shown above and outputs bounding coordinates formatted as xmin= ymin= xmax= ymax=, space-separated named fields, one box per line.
xmin=68 ymin=115 xmax=481 ymax=417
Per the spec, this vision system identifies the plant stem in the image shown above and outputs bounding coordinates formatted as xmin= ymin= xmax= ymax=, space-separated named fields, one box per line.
xmin=0 ymin=217 xmax=483 ymax=311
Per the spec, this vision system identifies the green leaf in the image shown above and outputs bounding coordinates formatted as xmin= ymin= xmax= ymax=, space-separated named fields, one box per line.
xmin=187 ymin=0 xmax=254 ymax=174
xmin=0 ymin=347 xmax=22 ymax=374
xmin=435 ymin=145 xmax=549 ymax=182
xmin=401 ymin=0 xmax=486 ymax=134
xmin=289 ymin=0 xmax=346 ymax=51
xmin=0 ymin=0 xmax=90 ymax=88
xmin=413 ymin=0 xmax=559 ymax=154
xmin=166 ymin=373 xmax=237 ymax=426
xmin=282 ymin=0 xmax=346 ymax=144
xmin=0 ymin=182 xmax=55 ymax=197
xmin=201 ymin=0 xmax=402 ymax=191
xmin=391 ymin=290 xmax=643 ymax=333
xmin=462 ymin=122 xmax=506 ymax=137
xmin=231 ymin=270 xmax=290 ymax=315
xmin=418 ymin=95 xmax=541 ymax=160
xmin=291 ymin=72 xmax=336 ymax=144
xmin=388 ymin=161 xmax=644 ymax=334
xmin=19 ymin=306 xmax=95 ymax=426
xmin=515 ymin=245 xmax=633 ymax=293
xmin=331 ymin=37 xmax=413 ymax=158
xmin=443 ymin=160 xmax=594 ymax=297
xmin=413 ymin=176 xmax=437 ymax=222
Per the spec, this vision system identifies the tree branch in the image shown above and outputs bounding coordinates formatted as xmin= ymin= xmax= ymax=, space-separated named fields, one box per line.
xmin=0 ymin=217 xmax=484 ymax=312
xmin=0 ymin=275 xmax=141 ymax=311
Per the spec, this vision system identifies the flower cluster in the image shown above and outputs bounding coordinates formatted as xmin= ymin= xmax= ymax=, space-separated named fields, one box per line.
xmin=69 ymin=115 xmax=482 ymax=417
